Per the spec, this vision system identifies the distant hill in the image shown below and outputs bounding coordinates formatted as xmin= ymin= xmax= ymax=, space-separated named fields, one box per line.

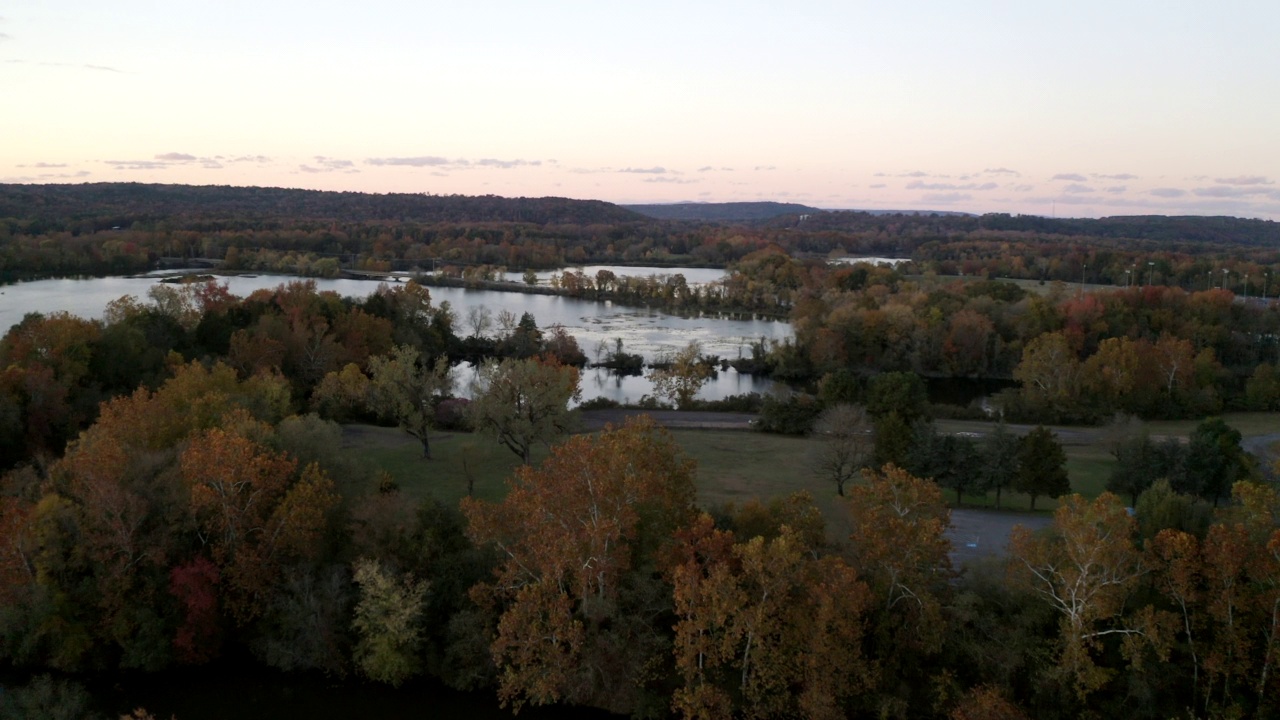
xmin=623 ymin=201 xmax=824 ymax=221
xmin=0 ymin=183 xmax=645 ymax=226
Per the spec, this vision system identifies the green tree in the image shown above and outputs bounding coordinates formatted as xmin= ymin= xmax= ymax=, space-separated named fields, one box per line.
xmin=1182 ymin=417 xmax=1253 ymax=506
xmin=351 ymin=557 xmax=428 ymax=687
xmin=468 ymin=356 xmax=580 ymax=464
xmin=366 ymin=345 xmax=454 ymax=458
xmin=978 ymin=421 xmax=1020 ymax=509
xmin=649 ymin=341 xmax=713 ymax=409
xmin=1014 ymin=426 xmax=1070 ymax=511
xmin=866 ymin=371 xmax=928 ymax=422
xmin=873 ymin=410 xmax=912 ymax=468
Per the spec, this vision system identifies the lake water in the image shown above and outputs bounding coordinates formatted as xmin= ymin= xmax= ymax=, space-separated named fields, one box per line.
xmin=0 ymin=272 xmax=793 ymax=403
xmin=501 ymin=265 xmax=726 ymax=286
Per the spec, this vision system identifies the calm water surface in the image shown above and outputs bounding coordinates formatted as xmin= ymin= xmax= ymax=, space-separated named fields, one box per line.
xmin=1 ymin=272 xmax=793 ymax=402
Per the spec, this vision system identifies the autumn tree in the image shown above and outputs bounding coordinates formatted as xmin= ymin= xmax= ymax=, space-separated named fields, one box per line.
xmin=468 ymin=356 xmax=580 ymax=464
xmin=648 ymin=341 xmax=713 ymax=409
xmin=180 ymin=416 xmax=338 ymax=625
xmin=462 ymin=418 xmax=696 ymax=714
xmin=1015 ymin=426 xmax=1070 ymax=511
xmin=847 ymin=464 xmax=952 ymax=657
xmin=669 ymin=515 xmax=872 ymax=720
xmin=1014 ymin=331 xmax=1080 ymax=419
xmin=366 ymin=345 xmax=454 ymax=459
xmin=1008 ymin=493 xmax=1157 ymax=700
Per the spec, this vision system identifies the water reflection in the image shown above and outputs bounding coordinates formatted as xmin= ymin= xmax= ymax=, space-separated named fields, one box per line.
xmin=0 ymin=273 xmax=792 ymax=364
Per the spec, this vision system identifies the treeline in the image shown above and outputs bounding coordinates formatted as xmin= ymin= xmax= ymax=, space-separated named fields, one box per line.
xmin=727 ymin=248 xmax=1280 ymax=421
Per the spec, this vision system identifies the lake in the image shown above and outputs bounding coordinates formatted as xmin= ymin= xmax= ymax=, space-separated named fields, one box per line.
xmin=0 ymin=271 xmax=793 ymax=403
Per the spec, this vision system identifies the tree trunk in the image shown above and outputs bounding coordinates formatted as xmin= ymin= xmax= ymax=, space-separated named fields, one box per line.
xmin=420 ymin=435 xmax=431 ymax=460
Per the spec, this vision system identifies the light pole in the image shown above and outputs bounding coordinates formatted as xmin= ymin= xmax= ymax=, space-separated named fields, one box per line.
xmin=1223 ymin=269 xmax=1229 ymax=291
xmin=1125 ymin=269 xmax=1131 ymax=288
xmin=1147 ymin=261 xmax=1155 ymax=287
xmin=1244 ymin=273 xmax=1249 ymax=300
xmin=1265 ymin=272 xmax=1270 ymax=302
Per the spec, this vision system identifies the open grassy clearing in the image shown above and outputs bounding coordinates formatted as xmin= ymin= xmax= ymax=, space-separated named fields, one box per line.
xmin=341 ymin=412 xmax=1280 ymax=523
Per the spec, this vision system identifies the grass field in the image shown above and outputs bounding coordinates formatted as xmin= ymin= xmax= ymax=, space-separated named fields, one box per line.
xmin=344 ymin=412 xmax=1279 ymax=521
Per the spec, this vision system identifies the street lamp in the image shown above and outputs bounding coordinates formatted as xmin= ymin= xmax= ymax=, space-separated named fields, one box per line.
xmin=1223 ymin=269 xmax=1229 ymax=291
xmin=1147 ymin=261 xmax=1155 ymax=287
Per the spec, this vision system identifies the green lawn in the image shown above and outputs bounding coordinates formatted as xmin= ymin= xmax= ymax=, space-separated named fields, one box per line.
xmin=343 ymin=412 xmax=1280 ymax=521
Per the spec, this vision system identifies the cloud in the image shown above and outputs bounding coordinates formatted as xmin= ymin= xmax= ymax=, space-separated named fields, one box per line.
xmin=1062 ymin=184 xmax=1095 ymax=194
xmin=1213 ymin=175 xmax=1272 ymax=185
xmin=12 ymin=59 xmax=123 ymax=72
xmin=301 ymin=156 xmax=357 ymax=173
xmin=105 ymin=160 xmax=170 ymax=170
xmin=1051 ymin=173 xmax=1088 ymax=182
xmin=1012 ymin=184 xmax=1035 ymax=192
xmin=906 ymin=180 xmax=997 ymax=191
xmin=1149 ymin=188 xmax=1186 ymax=198
xmin=696 ymin=166 xmax=714 ymax=172
xmin=155 ymin=152 xmax=197 ymax=162
xmin=754 ymin=166 xmax=777 ymax=171
xmin=475 ymin=158 xmax=540 ymax=169
xmin=366 ymin=156 xmax=451 ymax=167
xmin=1103 ymin=186 xmax=1127 ymax=194
xmin=0 ymin=33 xmax=11 ymax=41
xmin=983 ymin=167 xmax=1020 ymax=176
xmin=1193 ymin=185 xmax=1280 ymax=199
xmin=37 ymin=170 xmax=91 ymax=179
xmin=1093 ymin=173 xmax=1138 ymax=180
xmin=619 ymin=166 xmax=667 ymax=174
xmin=869 ymin=183 xmax=887 ymax=189
xmin=643 ymin=177 xmax=698 ymax=184
xmin=19 ymin=162 xmax=68 ymax=168
xmin=921 ymin=192 xmax=971 ymax=204
xmin=229 ymin=155 xmax=271 ymax=163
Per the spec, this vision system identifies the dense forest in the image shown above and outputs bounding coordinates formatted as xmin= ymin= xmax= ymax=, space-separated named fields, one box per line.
xmin=2 ymin=184 xmax=1280 ymax=718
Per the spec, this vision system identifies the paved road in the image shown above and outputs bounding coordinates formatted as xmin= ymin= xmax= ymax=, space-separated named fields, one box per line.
xmin=948 ymin=508 xmax=1052 ymax=566
xmin=579 ymin=409 xmax=755 ymax=431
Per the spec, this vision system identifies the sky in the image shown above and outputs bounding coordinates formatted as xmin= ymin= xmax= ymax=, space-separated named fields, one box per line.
xmin=3 ymin=1 xmax=1279 ymax=220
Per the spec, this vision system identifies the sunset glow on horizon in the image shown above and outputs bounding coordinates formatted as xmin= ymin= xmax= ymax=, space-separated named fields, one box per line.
xmin=3 ymin=1 xmax=1279 ymax=219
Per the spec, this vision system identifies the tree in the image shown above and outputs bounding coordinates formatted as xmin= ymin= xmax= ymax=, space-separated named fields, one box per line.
xmin=866 ymin=371 xmax=928 ymax=422
xmin=810 ymin=404 xmax=873 ymax=496
xmin=469 ymin=356 xmax=580 ymax=464
xmin=351 ymin=557 xmax=428 ymax=687
xmin=1008 ymin=493 xmax=1156 ymax=700
xmin=648 ymin=341 xmax=713 ymax=409
xmin=366 ymin=345 xmax=454 ymax=459
xmin=669 ymin=516 xmax=872 ymax=720
xmin=1013 ymin=331 xmax=1080 ymax=419
xmin=180 ymin=419 xmax=338 ymax=625
xmin=462 ymin=418 xmax=697 ymax=712
xmin=873 ymin=410 xmax=912 ymax=468
xmin=978 ymin=421 xmax=1020 ymax=509
xmin=1183 ymin=417 xmax=1252 ymax=505
xmin=1015 ymin=426 xmax=1070 ymax=511
xmin=847 ymin=465 xmax=952 ymax=654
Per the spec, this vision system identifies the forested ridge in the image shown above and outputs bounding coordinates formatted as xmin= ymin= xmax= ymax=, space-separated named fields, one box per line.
xmin=2 ymin=183 xmax=1278 ymax=285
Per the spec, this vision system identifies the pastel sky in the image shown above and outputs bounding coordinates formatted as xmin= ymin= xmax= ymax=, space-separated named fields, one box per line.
xmin=4 ymin=1 xmax=1279 ymax=219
